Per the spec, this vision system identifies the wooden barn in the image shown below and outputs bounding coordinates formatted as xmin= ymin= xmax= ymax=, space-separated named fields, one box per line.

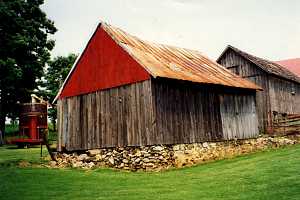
xmin=217 ymin=45 xmax=300 ymax=132
xmin=55 ymin=22 xmax=261 ymax=151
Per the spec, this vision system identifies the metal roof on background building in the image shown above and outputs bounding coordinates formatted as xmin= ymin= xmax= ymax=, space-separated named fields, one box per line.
xmin=275 ymin=58 xmax=300 ymax=77
xmin=218 ymin=45 xmax=300 ymax=84
xmin=102 ymin=23 xmax=261 ymax=90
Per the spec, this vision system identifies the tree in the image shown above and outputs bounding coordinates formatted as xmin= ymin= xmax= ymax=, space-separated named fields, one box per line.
xmin=0 ymin=0 xmax=56 ymax=133
xmin=40 ymin=54 xmax=77 ymax=131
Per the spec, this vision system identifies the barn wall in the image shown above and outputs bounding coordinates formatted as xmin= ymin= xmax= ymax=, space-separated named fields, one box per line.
xmin=57 ymin=78 xmax=259 ymax=151
xmin=268 ymin=76 xmax=300 ymax=114
xmin=217 ymin=49 xmax=265 ymax=78
xmin=248 ymin=75 xmax=271 ymax=130
xmin=219 ymin=93 xmax=258 ymax=139
xmin=57 ymin=80 xmax=155 ymax=151
xmin=152 ymin=79 xmax=223 ymax=144
xmin=218 ymin=49 xmax=270 ymax=132
xmin=152 ymin=79 xmax=258 ymax=142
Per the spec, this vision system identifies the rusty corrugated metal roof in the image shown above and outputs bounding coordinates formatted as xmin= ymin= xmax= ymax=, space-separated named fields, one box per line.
xmin=102 ymin=23 xmax=261 ymax=90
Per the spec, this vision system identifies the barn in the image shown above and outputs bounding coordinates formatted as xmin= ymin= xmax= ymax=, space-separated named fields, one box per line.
xmin=55 ymin=22 xmax=261 ymax=151
xmin=217 ymin=45 xmax=300 ymax=132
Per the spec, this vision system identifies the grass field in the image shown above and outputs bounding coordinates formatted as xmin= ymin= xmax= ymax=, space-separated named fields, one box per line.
xmin=0 ymin=145 xmax=300 ymax=200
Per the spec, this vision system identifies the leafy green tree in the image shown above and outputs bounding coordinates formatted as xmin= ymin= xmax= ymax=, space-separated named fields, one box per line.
xmin=0 ymin=0 xmax=57 ymax=133
xmin=40 ymin=54 xmax=77 ymax=131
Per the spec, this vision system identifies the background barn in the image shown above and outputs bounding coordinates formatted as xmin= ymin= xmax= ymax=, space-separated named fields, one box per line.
xmin=217 ymin=45 xmax=300 ymax=133
xmin=55 ymin=23 xmax=261 ymax=151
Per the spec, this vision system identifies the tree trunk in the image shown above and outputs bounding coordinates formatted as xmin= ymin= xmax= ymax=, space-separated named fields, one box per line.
xmin=42 ymin=130 xmax=56 ymax=161
xmin=0 ymin=110 xmax=5 ymax=134
xmin=0 ymin=110 xmax=6 ymax=145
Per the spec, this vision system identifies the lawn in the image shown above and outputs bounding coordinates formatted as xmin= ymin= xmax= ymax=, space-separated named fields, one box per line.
xmin=0 ymin=145 xmax=300 ymax=200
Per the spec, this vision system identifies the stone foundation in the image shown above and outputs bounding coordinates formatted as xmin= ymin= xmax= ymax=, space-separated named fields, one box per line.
xmin=50 ymin=135 xmax=300 ymax=171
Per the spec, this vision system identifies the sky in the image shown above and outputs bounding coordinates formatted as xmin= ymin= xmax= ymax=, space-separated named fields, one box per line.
xmin=41 ymin=0 xmax=300 ymax=61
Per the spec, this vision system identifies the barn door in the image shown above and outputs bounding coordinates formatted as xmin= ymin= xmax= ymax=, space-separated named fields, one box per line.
xmin=219 ymin=94 xmax=258 ymax=140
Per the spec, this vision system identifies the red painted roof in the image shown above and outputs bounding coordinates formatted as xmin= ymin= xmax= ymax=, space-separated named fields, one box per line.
xmin=275 ymin=58 xmax=300 ymax=77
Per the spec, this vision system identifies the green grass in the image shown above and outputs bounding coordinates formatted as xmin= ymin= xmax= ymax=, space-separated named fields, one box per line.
xmin=0 ymin=145 xmax=300 ymax=200
xmin=0 ymin=145 xmax=49 ymax=167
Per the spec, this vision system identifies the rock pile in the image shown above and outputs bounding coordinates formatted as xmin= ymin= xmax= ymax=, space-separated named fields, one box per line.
xmin=51 ymin=145 xmax=174 ymax=171
xmin=49 ymin=135 xmax=299 ymax=171
xmin=172 ymin=136 xmax=297 ymax=167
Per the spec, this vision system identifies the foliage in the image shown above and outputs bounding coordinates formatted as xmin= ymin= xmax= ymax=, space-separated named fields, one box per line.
xmin=39 ymin=54 xmax=77 ymax=130
xmin=47 ymin=123 xmax=57 ymax=141
xmin=0 ymin=0 xmax=57 ymax=133
xmin=4 ymin=124 xmax=19 ymax=136
xmin=0 ymin=145 xmax=300 ymax=200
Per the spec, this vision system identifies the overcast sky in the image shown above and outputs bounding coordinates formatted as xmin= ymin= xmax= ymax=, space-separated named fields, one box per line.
xmin=42 ymin=0 xmax=300 ymax=61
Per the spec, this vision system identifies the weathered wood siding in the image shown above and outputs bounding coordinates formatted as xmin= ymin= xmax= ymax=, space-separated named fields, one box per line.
xmin=268 ymin=76 xmax=300 ymax=114
xmin=219 ymin=94 xmax=258 ymax=139
xmin=152 ymin=79 xmax=258 ymax=142
xmin=57 ymin=78 xmax=259 ymax=151
xmin=218 ymin=49 xmax=272 ymax=132
xmin=152 ymin=79 xmax=223 ymax=144
xmin=57 ymin=80 xmax=155 ymax=151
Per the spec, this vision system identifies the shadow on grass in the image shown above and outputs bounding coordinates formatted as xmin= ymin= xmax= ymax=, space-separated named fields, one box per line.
xmin=3 ymin=145 xmax=42 ymax=150
xmin=4 ymin=146 xmax=19 ymax=149
xmin=0 ymin=159 xmax=48 ymax=168
xmin=0 ymin=160 xmax=21 ymax=168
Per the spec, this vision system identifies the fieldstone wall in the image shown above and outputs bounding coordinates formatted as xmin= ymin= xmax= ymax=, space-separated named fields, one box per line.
xmin=50 ymin=135 xmax=300 ymax=171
